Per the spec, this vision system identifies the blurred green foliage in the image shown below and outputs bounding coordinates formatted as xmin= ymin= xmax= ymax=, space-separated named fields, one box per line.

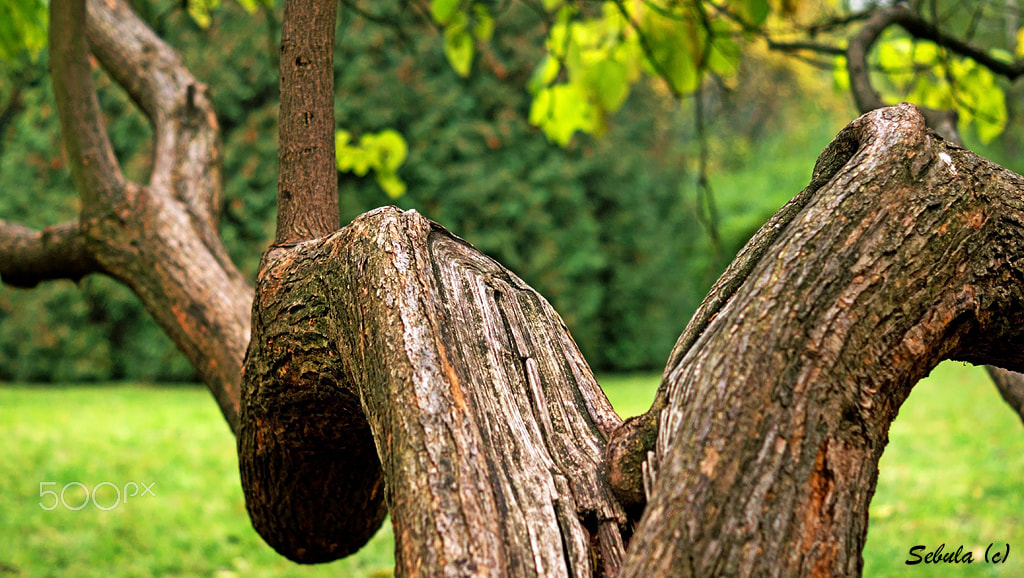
xmin=0 ymin=0 xmax=848 ymax=381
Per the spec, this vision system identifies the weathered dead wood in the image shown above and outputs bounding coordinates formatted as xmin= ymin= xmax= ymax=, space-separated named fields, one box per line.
xmin=239 ymin=207 xmax=628 ymax=574
xmin=615 ymin=103 xmax=1024 ymax=576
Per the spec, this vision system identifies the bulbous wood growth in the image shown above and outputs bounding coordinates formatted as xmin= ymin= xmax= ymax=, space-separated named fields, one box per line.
xmin=240 ymin=208 xmax=629 ymax=573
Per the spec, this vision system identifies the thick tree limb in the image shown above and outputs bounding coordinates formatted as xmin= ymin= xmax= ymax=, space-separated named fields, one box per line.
xmin=275 ymin=0 xmax=339 ymax=244
xmin=618 ymin=104 xmax=1024 ymax=575
xmin=606 ymin=124 xmax=865 ymax=511
xmin=0 ymin=219 xmax=99 ymax=288
xmin=240 ymin=207 xmax=629 ymax=573
xmin=844 ymin=4 xmax=1024 ymax=429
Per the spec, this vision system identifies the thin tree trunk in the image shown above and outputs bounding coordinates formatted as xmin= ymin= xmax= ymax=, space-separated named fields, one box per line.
xmin=275 ymin=0 xmax=339 ymax=244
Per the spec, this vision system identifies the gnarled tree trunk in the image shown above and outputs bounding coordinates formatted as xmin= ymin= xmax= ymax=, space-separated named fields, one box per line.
xmin=239 ymin=104 xmax=1024 ymax=576
xmin=614 ymin=103 xmax=1024 ymax=575
xmin=240 ymin=208 xmax=628 ymax=573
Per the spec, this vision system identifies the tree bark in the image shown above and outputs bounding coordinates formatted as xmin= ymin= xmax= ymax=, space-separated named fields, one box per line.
xmin=14 ymin=0 xmax=1024 ymax=574
xmin=988 ymin=366 xmax=1024 ymax=427
xmin=8 ymin=0 xmax=254 ymax=432
xmin=239 ymin=207 xmax=629 ymax=573
xmin=275 ymin=0 xmax=340 ymax=244
xmin=613 ymin=103 xmax=1024 ymax=576
xmin=843 ymin=4 xmax=1024 ymax=428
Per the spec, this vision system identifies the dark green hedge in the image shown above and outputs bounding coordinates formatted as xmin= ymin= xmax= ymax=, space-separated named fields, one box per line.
xmin=0 ymin=0 xmax=793 ymax=381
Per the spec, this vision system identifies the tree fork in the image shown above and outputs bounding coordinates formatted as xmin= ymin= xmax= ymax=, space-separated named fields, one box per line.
xmin=40 ymin=0 xmax=252 ymax=432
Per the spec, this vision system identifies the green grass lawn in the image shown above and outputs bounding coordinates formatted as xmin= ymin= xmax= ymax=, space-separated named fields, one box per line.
xmin=1 ymin=362 xmax=1021 ymax=576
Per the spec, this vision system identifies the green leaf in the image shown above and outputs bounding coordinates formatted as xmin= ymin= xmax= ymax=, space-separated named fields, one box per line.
xmin=588 ymin=59 xmax=630 ymax=112
xmin=443 ymin=13 xmax=474 ymax=77
xmin=376 ymin=171 xmax=407 ymax=199
xmin=730 ymin=0 xmax=769 ymax=26
xmin=529 ymin=86 xmax=554 ymax=126
xmin=187 ymin=0 xmax=221 ymax=29
xmin=528 ymin=55 xmax=561 ymax=94
xmin=666 ymin=48 xmax=699 ymax=94
xmin=431 ymin=0 xmax=460 ymax=25
xmin=547 ymin=7 xmax=575 ymax=58
xmin=472 ymin=4 xmax=494 ymax=42
xmin=832 ymin=55 xmax=850 ymax=91
xmin=335 ymin=129 xmax=409 ymax=197
xmin=640 ymin=12 xmax=700 ymax=94
xmin=235 ymin=0 xmax=263 ymax=14
xmin=0 ymin=0 xmax=48 ymax=61
xmin=707 ymin=33 xmax=741 ymax=82
xmin=911 ymin=41 xmax=939 ymax=66
xmin=366 ymin=129 xmax=408 ymax=172
xmin=954 ymin=61 xmax=1007 ymax=143
xmin=529 ymin=83 xmax=594 ymax=146
xmin=877 ymin=37 xmax=911 ymax=72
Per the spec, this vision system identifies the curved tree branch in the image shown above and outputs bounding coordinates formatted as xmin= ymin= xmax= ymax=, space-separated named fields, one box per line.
xmin=49 ymin=0 xmax=126 ymax=209
xmin=618 ymin=104 xmax=1024 ymax=574
xmin=844 ymin=3 xmax=1024 ymax=141
xmin=987 ymin=366 xmax=1024 ymax=427
xmin=0 ymin=219 xmax=99 ymax=288
xmin=86 ymin=0 xmax=228 ymax=267
xmin=846 ymin=5 xmax=961 ymax=141
xmin=890 ymin=5 xmax=1024 ymax=80
xmin=40 ymin=0 xmax=253 ymax=432
xmin=844 ymin=4 xmax=1024 ymax=430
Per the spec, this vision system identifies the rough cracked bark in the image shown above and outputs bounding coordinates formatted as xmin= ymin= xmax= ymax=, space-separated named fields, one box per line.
xmin=844 ymin=3 xmax=1024 ymax=428
xmin=614 ymin=103 xmax=1024 ymax=576
xmin=239 ymin=208 xmax=629 ymax=573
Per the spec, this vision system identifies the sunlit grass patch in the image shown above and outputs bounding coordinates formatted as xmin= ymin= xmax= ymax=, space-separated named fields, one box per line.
xmin=1 ymin=362 xmax=1020 ymax=575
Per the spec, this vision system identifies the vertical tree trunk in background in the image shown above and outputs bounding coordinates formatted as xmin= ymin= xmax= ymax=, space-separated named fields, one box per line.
xmin=275 ymin=0 xmax=339 ymax=244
